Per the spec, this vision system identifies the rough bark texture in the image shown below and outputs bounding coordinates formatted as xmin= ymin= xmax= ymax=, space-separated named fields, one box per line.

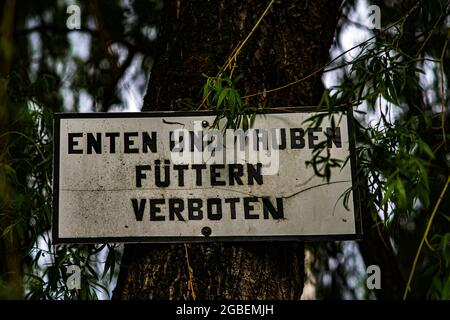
xmin=113 ymin=0 xmax=340 ymax=300
xmin=114 ymin=243 xmax=305 ymax=299
xmin=0 ymin=0 xmax=23 ymax=299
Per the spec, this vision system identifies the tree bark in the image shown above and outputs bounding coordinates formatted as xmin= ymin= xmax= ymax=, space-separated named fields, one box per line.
xmin=113 ymin=0 xmax=340 ymax=300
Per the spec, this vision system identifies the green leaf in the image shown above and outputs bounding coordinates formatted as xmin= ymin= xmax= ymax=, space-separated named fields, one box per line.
xmin=242 ymin=115 xmax=249 ymax=131
xmin=418 ymin=139 xmax=435 ymax=158
xmin=250 ymin=113 xmax=256 ymax=126
xmin=396 ymin=178 xmax=407 ymax=208
xmin=217 ymin=88 xmax=229 ymax=108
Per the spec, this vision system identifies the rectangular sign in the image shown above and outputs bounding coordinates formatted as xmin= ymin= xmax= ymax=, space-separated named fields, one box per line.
xmin=53 ymin=109 xmax=361 ymax=243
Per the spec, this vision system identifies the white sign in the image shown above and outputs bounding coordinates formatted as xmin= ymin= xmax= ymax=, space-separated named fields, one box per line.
xmin=53 ymin=109 xmax=361 ymax=243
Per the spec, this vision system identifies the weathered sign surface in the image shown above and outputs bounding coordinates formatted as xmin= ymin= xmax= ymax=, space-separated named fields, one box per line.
xmin=53 ymin=109 xmax=361 ymax=243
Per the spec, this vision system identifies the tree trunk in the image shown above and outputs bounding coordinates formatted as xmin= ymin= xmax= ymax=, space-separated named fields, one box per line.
xmin=113 ymin=0 xmax=340 ymax=300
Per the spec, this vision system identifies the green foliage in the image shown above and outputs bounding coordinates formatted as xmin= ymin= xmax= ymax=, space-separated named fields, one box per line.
xmin=197 ymin=73 xmax=256 ymax=130
xmin=302 ymin=109 xmax=345 ymax=183
xmin=10 ymin=0 xmax=161 ymax=112
xmin=427 ymin=232 xmax=450 ymax=299
xmin=306 ymin=0 xmax=450 ymax=299
xmin=25 ymin=242 xmax=121 ymax=300
xmin=0 ymin=91 xmax=120 ymax=299
xmin=0 ymin=0 xmax=163 ymax=299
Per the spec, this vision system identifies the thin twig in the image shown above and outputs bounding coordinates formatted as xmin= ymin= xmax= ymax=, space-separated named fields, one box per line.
xmin=403 ymin=174 xmax=450 ymax=299
xmin=184 ymin=243 xmax=196 ymax=300
xmin=198 ymin=0 xmax=275 ymax=109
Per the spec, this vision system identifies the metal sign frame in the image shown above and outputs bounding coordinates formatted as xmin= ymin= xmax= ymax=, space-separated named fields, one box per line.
xmin=53 ymin=107 xmax=362 ymax=243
